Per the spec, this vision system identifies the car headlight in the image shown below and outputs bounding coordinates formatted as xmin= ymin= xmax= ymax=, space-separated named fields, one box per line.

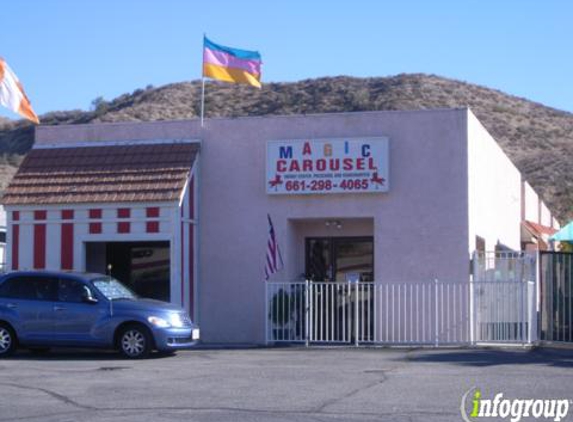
xmin=148 ymin=316 xmax=170 ymax=328
xmin=168 ymin=313 xmax=184 ymax=328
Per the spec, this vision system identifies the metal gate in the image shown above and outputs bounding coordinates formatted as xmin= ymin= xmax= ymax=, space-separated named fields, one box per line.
xmin=472 ymin=280 xmax=536 ymax=344
xmin=540 ymin=252 xmax=573 ymax=343
xmin=265 ymin=281 xmax=368 ymax=345
xmin=471 ymin=251 xmax=537 ymax=344
xmin=265 ymin=279 xmax=534 ymax=346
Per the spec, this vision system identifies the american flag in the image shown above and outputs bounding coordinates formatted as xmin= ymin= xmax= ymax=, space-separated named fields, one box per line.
xmin=265 ymin=214 xmax=283 ymax=280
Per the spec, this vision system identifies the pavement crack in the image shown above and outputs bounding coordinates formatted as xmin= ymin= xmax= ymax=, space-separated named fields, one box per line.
xmin=314 ymin=367 xmax=393 ymax=413
xmin=0 ymin=382 xmax=96 ymax=411
xmin=0 ymin=402 xmax=458 ymax=422
xmin=0 ymin=410 xmax=85 ymax=422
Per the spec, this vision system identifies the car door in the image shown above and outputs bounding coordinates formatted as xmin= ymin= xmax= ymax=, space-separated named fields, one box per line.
xmin=0 ymin=275 xmax=57 ymax=344
xmin=52 ymin=277 xmax=108 ymax=346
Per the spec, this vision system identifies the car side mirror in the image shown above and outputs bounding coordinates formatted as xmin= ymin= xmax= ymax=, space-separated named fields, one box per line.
xmin=82 ymin=295 xmax=99 ymax=304
xmin=81 ymin=286 xmax=98 ymax=304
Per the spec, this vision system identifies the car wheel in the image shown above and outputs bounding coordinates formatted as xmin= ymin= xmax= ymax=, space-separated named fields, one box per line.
xmin=118 ymin=324 xmax=152 ymax=359
xmin=0 ymin=323 xmax=17 ymax=358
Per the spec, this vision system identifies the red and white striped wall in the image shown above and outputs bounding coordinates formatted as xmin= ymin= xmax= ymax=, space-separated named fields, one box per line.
xmin=4 ymin=166 xmax=199 ymax=319
xmin=178 ymin=162 xmax=199 ymax=320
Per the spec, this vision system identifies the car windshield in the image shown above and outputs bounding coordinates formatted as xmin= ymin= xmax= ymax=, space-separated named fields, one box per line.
xmin=92 ymin=277 xmax=138 ymax=300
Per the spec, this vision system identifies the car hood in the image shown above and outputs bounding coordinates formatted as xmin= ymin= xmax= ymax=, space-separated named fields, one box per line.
xmin=111 ymin=298 xmax=185 ymax=314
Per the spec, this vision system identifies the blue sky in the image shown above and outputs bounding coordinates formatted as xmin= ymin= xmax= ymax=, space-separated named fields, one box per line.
xmin=1 ymin=0 xmax=572 ymax=120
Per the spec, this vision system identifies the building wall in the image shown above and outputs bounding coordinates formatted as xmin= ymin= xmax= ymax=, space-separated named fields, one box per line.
xmin=467 ymin=110 xmax=522 ymax=252
xmin=180 ymin=164 xmax=200 ymax=320
xmin=0 ymin=205 xmax=5 ymax=270
xmin=522 ymin=181 xmax=558 ymax=229
xmin=5 ymin=203 xmax=176 ymax=268
xmin=540 ymin=201 xmax=552 ymax=228
xmin=197 ymin=110 xmax=470 ymax=343
xmin=553 ymin=217 xmax=560 ymax=230
xmin=31 ymin=110 xmax=546 ymax=344
xmin=523 ymin=181 xmax=540 ymax=223
xmin=35 ymin=110 xmax=471 ymax=343
xmin=3 ymin=202 xmax=193 ymax=309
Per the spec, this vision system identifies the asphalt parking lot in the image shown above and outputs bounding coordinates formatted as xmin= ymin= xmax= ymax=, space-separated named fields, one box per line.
xmin=0 ymin=346 xmax=572 ymax=422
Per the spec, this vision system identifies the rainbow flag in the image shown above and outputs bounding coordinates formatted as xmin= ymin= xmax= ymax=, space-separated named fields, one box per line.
xmin=202 ymin=37 xmax=262 ymax=88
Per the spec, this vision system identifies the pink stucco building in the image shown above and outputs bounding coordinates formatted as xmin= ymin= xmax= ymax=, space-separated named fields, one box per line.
xmin=1 ymin=108 xmax=558 ymax=343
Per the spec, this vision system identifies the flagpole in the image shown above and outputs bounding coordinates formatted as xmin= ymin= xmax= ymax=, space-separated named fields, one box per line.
xmin=200 ymin=33 xmax=206 ymax=127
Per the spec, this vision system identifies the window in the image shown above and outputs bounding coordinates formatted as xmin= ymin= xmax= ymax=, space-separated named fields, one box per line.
xmin=0 ymin=276 xmax=57 ymax=301
xmin=0 ymin=278 xmax=17 ymax=298
xmin=58 ymin=278 xmax=91 ymax=303
xmin=92 ymin=277 xmax=137 ymax=300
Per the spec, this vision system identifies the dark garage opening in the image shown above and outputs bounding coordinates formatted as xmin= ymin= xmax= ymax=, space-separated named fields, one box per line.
xmin=86 ymin=241 xmax=170 ymax=302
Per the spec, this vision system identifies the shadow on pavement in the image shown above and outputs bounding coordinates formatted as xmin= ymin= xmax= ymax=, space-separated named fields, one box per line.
xmin=405 ymin=347 xmax=573 ymax=368
xmin=6 ymin=348 xmax=173 ymax=361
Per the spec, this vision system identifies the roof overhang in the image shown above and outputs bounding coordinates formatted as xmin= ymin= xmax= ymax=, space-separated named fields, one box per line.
xmin=521 ymin=220 xmax=558 ymax=247
xmin=1 ymin=140 xmax=200 ymax=206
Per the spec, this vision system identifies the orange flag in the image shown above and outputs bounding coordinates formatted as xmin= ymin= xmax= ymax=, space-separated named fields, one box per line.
xmin=0 ymin=58 xmax=39 ymax=124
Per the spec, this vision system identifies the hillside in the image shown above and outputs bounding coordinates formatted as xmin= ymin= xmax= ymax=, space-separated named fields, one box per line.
xmin=0 ymin=73 xmax=572 ymax=221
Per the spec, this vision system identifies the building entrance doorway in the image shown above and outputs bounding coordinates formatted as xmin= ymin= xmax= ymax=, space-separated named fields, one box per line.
xmin=302 ymin=237 xmax=374 ymax=343
xmin=305 ymin=237 xmax=373 ymax=282
xmin=85 ymin=241 xmax=170 ymax=302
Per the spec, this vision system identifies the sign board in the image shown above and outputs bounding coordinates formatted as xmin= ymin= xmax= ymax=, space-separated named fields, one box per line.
xmin=266 ymin=138 xmax=389 ymax=195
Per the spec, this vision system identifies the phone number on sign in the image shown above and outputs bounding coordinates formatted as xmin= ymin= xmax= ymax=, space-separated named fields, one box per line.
xmin=284 ymin=179 xmax=370 ymax=192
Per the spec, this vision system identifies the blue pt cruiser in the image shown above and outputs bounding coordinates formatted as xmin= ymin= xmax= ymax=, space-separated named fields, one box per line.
xmin=0 ymin=271 xmax=200 ymax=359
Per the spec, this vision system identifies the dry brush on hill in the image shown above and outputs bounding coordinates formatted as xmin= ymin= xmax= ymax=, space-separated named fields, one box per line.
xmin=1 ymin=74 xmax=571 ymax=221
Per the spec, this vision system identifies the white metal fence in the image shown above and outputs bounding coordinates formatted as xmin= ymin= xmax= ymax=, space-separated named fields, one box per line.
xmin=473 ymin=280 xmax=536 ymax=344
xmin=472 ymin=251 xmax=536 ymax=282
xmin=265 ymin=279 xmax=535 ymax=347
xmin=470 ymin=251 xmax=537 ymax=344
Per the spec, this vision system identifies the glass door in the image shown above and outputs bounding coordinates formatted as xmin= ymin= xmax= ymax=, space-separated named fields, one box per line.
xmin=306 ymin=238 xmax=332 ymax=281
xmin=333 ymin=238 xmax=373 ymax=282
xmin=305 ymin=237 xmax=373 ymax=282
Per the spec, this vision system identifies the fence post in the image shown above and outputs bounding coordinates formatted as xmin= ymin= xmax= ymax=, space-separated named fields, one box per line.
xmin=520 ymin=278 xmax=527 ymax=345
xmin=528 ymin=280 xmax=536 ymax=345
xmin=535 ymin=250 xmax=541 ymax=343
xmin=528 ymin=281 xmax=535 ymax=344
xmin=355 ymin=281 xmax=359 ymax=347
xmin=469 ymin=278 xmax=475 ymax=346
xmin=470 ymin=251 xmax=476 ymax=346
xmin=305 ymin=279 xmax=310 ymax=347
xmin=434 ymin=278 xmax=439 ymax=347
